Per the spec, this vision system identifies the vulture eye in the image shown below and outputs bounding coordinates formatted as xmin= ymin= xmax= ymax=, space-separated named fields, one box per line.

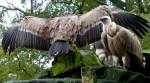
xmin=100 ymin=18 xmax=108 ymax=22
xmin=99 ymin=16 xmax=111 ymax=24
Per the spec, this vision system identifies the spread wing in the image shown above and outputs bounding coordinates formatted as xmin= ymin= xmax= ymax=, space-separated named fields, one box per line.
xmin=2 ymin=16 xmax=50 ymax=54
xmin=112 ymin=12 xmax=150 ymax=38
xmin=76 ymin=22 xmax=103 ymax=47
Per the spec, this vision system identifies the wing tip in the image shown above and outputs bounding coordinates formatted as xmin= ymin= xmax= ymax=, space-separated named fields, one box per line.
xmin=113 ymin=12 xmax=150 ymax=38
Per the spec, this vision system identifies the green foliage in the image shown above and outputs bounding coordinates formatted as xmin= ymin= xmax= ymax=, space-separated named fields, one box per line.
xmin=50 ymin=48 xmax=101 ymax=77
xmin=80 ymin=0 xmax=98 ymax=13
xmin=0 ymin=48 xmax=51 ymax=81
xmin=5 ymin=79 xmax=82 ymax=83
xmin=139 ymin=14 xmax=150 ymax=50
xmin=110 ymin=0 xmax=126 ymax=10
xmin=82 ymin=66 xmax=148 ymax=83
xmin=143 ymin=0 xmax=150 ymax=14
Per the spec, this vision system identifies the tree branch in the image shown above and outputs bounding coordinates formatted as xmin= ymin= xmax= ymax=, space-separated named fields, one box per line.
xmin=30 ymin=0 xmax=33 ymax=14
xmin=0 ymin=5 xmax=28 ymax=15
xmin=96 ymin=0 xmax=107 ymax=5
xmin=52 ymin=1 xmax=79 ymax=7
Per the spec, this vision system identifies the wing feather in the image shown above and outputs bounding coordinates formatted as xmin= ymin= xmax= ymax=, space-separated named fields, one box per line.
xmin=112 ymin=12 xmax=150 ymax=38
xmin=121 ymin=15 xmax=144 ymax=38
xmin=123 ymin=13 xmax=147 ymax=34
xmin=2 ymin=16 xmax=51 ymax=54
xmin=76 ymin=22 xmax=103 ymax=47
xmin=114 ymin=13 xmax=143 ymax=37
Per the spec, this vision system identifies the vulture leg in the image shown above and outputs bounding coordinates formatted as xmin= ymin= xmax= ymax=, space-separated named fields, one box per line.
xmin=94 ymin=40 xmax=108 ymax=65
xmin=122 ymin=55 xmax=130 ymax=69
xmin=111 ymin=56 xmax=123 ymax=68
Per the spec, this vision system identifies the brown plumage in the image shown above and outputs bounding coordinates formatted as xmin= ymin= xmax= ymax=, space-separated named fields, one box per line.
xmin=100 ymin=16 xmax=144 ymax=72
xmin=2 ymin=5 xmax=150 ymax=56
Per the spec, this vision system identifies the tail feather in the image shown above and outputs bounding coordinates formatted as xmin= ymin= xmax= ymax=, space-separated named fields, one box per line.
xmin=49 ymin=40 xmax=70 ymax=56
xmin=127 ymin=51 xmax=145 ymax=73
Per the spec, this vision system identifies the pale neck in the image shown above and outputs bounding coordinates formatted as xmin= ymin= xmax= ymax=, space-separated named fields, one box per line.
xmin=106 ymin=22 xmax=117 ymax=37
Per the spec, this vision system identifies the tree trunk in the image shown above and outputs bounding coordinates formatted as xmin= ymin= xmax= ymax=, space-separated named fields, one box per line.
xmin=30 ymin=0 xmax=33 ymax=14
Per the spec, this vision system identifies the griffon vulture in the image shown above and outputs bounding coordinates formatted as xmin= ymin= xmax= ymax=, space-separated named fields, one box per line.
xmin=2 ymin=5 xmax=150 ymax=57
xmin=99 ymin=16 xmax=144 ymax=72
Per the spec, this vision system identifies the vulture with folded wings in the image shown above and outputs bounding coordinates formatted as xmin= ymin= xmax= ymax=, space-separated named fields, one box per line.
xmin=99 ymin=16 xmax=144 ymax=72
xmin=2 ymin=5 xmax=150 ymax=57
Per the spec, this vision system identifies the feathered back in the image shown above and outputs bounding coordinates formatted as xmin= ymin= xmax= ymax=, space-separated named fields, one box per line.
xmin=47 ymin=15 xmax=79 ymax=43
xmin=80 ymin=5 xmax=112 ymax=28
xmin=117 ymin=25 xmax=142 ymax=58
xmin=101 ymin=23 xmax=144 ymax=72
xmin=104 ymin=24 xmax=142 ymax=57
xmin=19 ymin=16 xmax=49 ymax=38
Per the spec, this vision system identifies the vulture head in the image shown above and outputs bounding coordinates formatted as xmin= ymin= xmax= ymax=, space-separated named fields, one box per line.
xmin=99 ymin=16 xmax=117 ymax=37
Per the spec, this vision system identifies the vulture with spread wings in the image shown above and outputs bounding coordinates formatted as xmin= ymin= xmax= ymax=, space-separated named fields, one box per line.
xmin=2 ymin=5 xmax=150 ymax=56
